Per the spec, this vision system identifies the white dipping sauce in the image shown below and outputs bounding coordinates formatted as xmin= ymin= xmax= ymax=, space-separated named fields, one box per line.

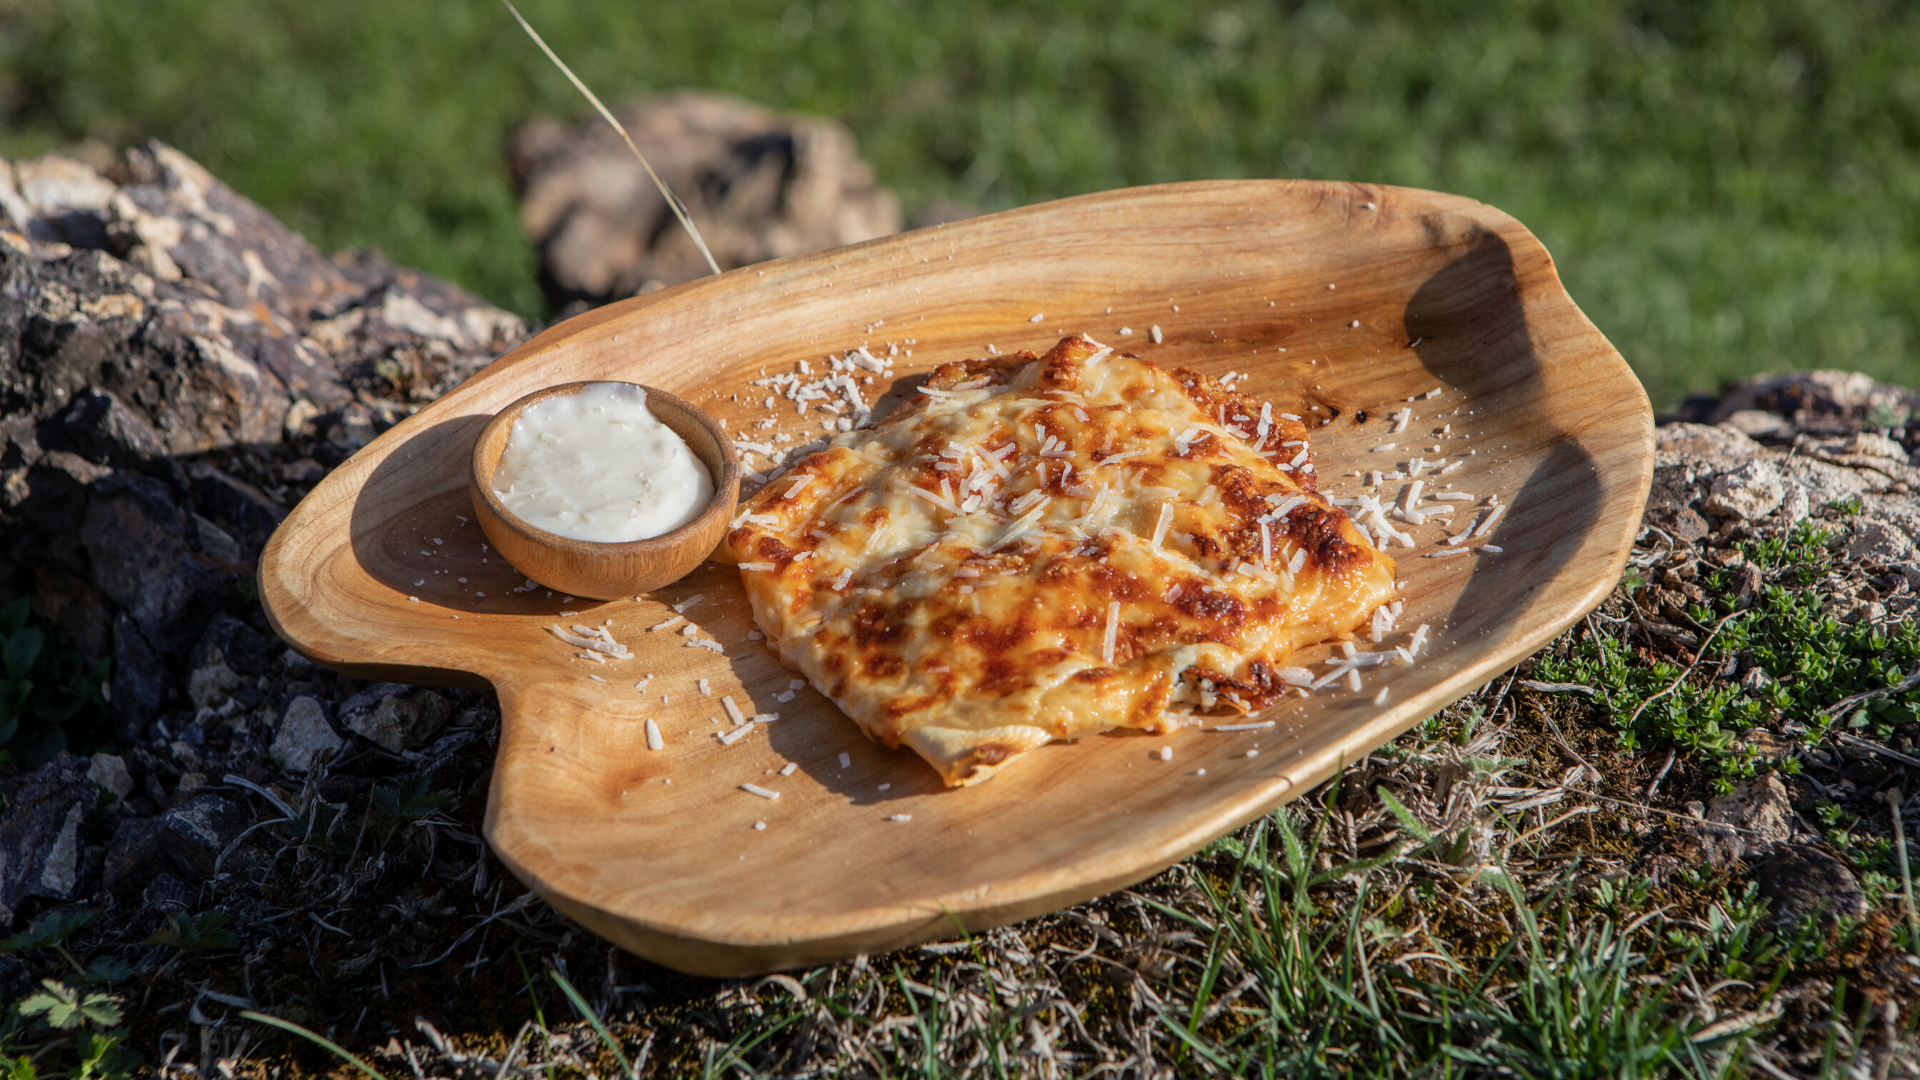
xmin=492 ymin=383 xmax=714 ymax=542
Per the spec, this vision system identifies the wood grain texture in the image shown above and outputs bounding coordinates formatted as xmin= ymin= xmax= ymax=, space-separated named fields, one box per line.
xmin=468 ymin=381 xmax=741 ymax=599
xmin=259 ymin=180 xmax=1653 ymax=976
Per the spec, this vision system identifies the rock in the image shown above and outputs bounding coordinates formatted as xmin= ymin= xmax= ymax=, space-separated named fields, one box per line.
xmin=1642 ymin=464 xmax=1713 ymax=542
xmin=1781 ymin=457 xmax=1878 ymax=510
xmin=339 ymin=683 xmax=452 ymax=753
xmin=142 ymin=872 xmax=196 ymax=911
xmin=1676 ymin=773 xmax=1797 ymax=870
xmin=1847 ymin=431 xmax=1910 ymax=462
xmin=42 ymin=388 xmax=166 ymax=465
xmin=31 ymin=565 xmax=112 ymax=662
xmin=190 ymin=613 xmax=271 ymax=678
xmin=187 ymin=660 xmax=240 ymax=711
xmin=79 ymin=471 xmax=233 ymax=644
xmin=0 ymin=753 xmax=97 ymax=926
xmin=272 ymin=695 xmax=342 ymax=772
xmin=0 ymin=140 xmax=528 ymax=664
xmin=1704 ymin=460 xmax=1786 ymax=520
xmin=1705 ymin=773 xmax=1794 ymax=858
xmin=102 ymin=815 xmax=169 ymax=888
xmin=1755 ymin=846 xmax=1868 ymax=929
xmin=1797 ymin=435 xmax=1920 ymax=489
xmin=109 ymin=612 xmax=166 ymax=740
xmin=185 ymin=463 xmax=285 ymax=552
xmin=1712 ymin=370 xmax=1918 ymax=429
xmin=510 ymin=90 xmax=901 ymax=307
xmin=1844 ymin=522 xmax=1914 ymax=563
xmin=1720 ymin=410 xmax=1791 ymax=439
xmin=1779 ymin=484 xmax=1811 ymax=525
xmin=157 ymin=794 xmax=248 ymax=881
xmin=2 ymin=155 xmax=121 ymax=247
xmin=1655 ymin=423 xmax=1763 ymax=466
xmin=86 ymin=753 xmax=134 ymax=801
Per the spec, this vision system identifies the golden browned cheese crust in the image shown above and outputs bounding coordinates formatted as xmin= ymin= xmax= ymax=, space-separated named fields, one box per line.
xmin=723 ymin=336 xmax=1397 ymax=786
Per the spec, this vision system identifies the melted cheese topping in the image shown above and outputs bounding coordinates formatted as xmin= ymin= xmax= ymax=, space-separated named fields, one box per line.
xmin=723 ymin=335 xmax=1397 ymax=786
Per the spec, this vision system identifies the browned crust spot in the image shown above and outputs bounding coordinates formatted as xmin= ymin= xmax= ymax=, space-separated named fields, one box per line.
xmin=1186 ymin=661 xmax=1289 ymax=713
xmin=1169 ymin=365 xmax=1314 ymax=485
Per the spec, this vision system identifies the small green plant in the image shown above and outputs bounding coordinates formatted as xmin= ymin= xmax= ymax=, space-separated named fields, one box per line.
xmin=1536 ymin=521 xmax=1920 ymax=782
xmin=145 ymin=911 xmax=239 ymax=954
xmin=0 ymin=911 xmax=94 ymax=972
xmin=0 ymin=911 xmax=127 ymax=988
xmin=285 ymin=795 xmax=351 ymax=854
xmin=368 ymin=776 xmax=453 ymax=845
xmin=15 ymin=983 xmax=121 ymax=1033
xmin=1 ymin=912 xmax=138 ymax=1079
xmin=0 ymin=599 xmax=111 ymax=768
xmin=4 ymin=981 xmax=137 ymax=1080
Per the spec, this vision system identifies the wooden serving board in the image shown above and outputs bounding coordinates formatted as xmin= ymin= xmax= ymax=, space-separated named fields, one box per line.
xmin=260 ymin=181 xmax=1652 ymax=977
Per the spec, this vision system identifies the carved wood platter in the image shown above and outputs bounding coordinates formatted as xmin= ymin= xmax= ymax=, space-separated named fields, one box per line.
xmin=259 ymin=180 xmax=1653 ymax=976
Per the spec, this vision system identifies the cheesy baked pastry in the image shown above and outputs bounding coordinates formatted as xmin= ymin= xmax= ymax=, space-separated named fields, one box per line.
xmin=721 ymin=335 xmax=1396 ymax=786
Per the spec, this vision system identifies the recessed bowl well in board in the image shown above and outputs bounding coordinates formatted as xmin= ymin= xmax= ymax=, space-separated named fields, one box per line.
xmin=259 ymin=180 xmax=1653 ymax=976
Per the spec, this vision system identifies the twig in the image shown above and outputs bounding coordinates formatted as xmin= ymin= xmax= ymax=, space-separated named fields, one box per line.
xmin=1507 ymin=768 xmax=1778 ymax=840
xmin=1622 ymin=609 xmax=1741 ymax=732
xmin=1646 ymin=749 xmax=1677 ymax=799
xmin=1822 ymin=663 xmax=1920 ymax=720
xmin=500 ymin=0 xmax=721 ymax=276
xmin=1504 ymin=805 xmax=1601 ymax=850
xmin=407 ymin=891 xmax=539 ymax=968
xmin=221 ymin=773 xmax=298 ymax=819
xmin=309 ymin=912 xmax=353 ymax=938
xmin=1745 ymin=1047 xmax=1805 ymax=1080
xmin=1538 ymin=711 xmax=1599 ymax=787
xmin=1483 ymin=670 xmax=1520 ymax=723
xmin=1836 ymin=731 xmax=1920 ymax=771
xmin=1888 ymin=788 xmax=1919 ymax=943
xmin=1517 ymin=680 xmax=1595 ymax=696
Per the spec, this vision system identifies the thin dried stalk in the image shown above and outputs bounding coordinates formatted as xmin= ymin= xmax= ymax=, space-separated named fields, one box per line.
xmin=500 ymin=0 xmax=722 ymax=277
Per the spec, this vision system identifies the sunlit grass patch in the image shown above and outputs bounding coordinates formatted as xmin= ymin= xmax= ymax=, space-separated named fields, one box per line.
xmin=5 ymin=0 xmax=1919 ymax=406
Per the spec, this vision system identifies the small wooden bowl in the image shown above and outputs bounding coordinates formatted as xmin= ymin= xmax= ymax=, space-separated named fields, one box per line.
xmin=469 ymin=382 xmax=740 ymax=599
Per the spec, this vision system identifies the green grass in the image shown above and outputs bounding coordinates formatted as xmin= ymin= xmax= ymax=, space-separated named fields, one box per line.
xmin=5 ymin=0 xmax=1919 ymax=407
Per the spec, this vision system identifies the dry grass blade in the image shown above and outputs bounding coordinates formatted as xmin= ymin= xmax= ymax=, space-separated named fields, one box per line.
xmin=499 ymin=0 xmax=721 ymax=277
xmin=240 ymin=1011 xmax=390 ymax=1080
xmin=548 ymin=969 xmax=635 ymax=1079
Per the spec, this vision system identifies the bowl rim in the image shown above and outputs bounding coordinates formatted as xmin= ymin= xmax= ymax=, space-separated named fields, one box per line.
xmin=468 ymin=379 xmax=741 ymax=558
